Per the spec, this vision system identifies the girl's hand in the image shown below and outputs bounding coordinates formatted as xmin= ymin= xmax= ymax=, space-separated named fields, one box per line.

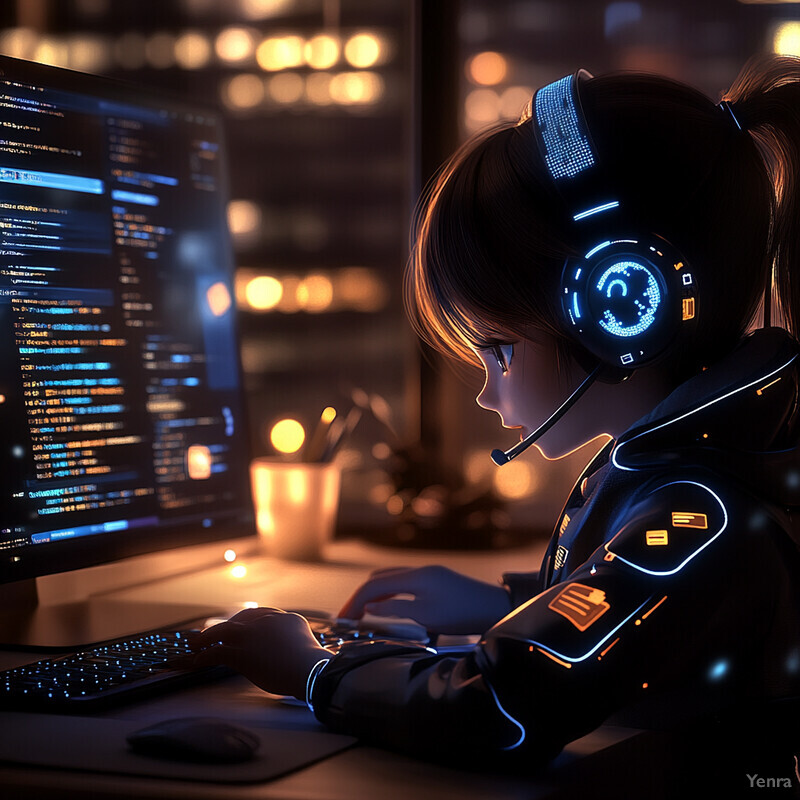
xmin=338 ymin=565 xmax=512 ymax=635
xmin=188 ymin=608 xmax=331 ymax=699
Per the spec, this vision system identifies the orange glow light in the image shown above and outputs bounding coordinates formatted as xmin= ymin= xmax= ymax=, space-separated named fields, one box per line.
xmin=343 ymin=33 xmax=382 ymax=68
xmin=68 ymin=35 xmax=110 ymax=73
xmin=187 ymin=444 xmax=212 ymax=480
xmin=225 ymin=73 xmax=265 ymax=109
xmin=645 ymin=529 xmax=669 ymax=546
xmin=268 ymin=72 xmax=304 ymax=103
xmin=774 ymin=21 xmax=800 ymax=56
xmin=467 ymin=51 xmax=507 ymax=86
xmin=305 ymin=34 xmax=339 ymax=69
xmin=216 ymin=27 xmax=256 ymax=62
xmin=465 ymin=88 xmax=500 ymax=126
xmin=270 ymin=418 xmax=305 ymax=454
xmin=537 ymin=648 xmax=572 ymax=669
xmin=671 ymin=512 xmax=708 ymax=529
xmin=599 ymin=638 xmax=620 ymax=659
xmin=306 ymin=72 xmax=334 ymax=105
xmin=206 ymin=282 xmax=232 ymax=317
xmin=296 ymin=274 xmax=333 ymax=312
xmin=240 ymin=0 xmax=292 ymax=19
xmin=245 ymin=275 xmax=283 ymax=311
xmin=329 ymin=71 xmax=384 ymax=104
xmin=227 ymin=199 xmax=261 ymax=235
xmin=548 ymin=583 xmax=611 ymax=631
xmin=257 ymin=36 xmax=304 ymax=71
xmin=756 ymin=377 xmax=782 ymax=396
xmin=642 ymin=595 xmax=668 ymax=621
xmin=493 ymin=459 xmax=535 ymax=500
xmin=336 ymin=267 xmax=387 ymax=311
xmin=175 ymin=31 xmax=211 ymax=69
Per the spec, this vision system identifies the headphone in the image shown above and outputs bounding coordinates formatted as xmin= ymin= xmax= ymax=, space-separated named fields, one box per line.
xmin=535 ymin=70 xmax=698 ymax=374
xmin=491 ymin=70 xmax=699 ymax=466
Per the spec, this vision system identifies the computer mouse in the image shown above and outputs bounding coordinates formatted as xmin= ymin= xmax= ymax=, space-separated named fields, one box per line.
xmin=127 ymin=716 xmax=260 ymax=763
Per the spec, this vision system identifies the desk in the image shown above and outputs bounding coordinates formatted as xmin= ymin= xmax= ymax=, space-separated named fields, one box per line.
xmin=0 ymin=539 xmax=675 ymax=799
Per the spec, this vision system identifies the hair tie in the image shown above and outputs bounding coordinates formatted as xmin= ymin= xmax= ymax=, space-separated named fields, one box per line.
xmin=718 ymin=99 xmax=744 ymax=132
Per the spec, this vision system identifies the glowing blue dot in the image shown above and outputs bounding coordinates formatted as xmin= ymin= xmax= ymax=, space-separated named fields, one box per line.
xmin=708 ymin=659 xmax=729 ymax=682
xmin=748 ymin=511 xmax=768 ymax=530
xmin=786 ymin=649 xmax=800 ymax=674
xmin=605 ymin=2 xmax=642 ymax=37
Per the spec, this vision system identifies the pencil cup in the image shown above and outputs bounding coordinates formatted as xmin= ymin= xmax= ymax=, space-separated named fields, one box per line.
xmin=250 ymin=459 xmax=341 ymax=561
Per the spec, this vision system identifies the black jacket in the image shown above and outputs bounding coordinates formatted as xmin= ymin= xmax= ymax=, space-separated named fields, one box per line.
xmin=311 ymin=327 xmax=800 ymax=765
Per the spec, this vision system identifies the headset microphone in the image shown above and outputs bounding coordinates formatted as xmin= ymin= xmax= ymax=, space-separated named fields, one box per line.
xmin=490 ymin=364 xmax=603 ymax=465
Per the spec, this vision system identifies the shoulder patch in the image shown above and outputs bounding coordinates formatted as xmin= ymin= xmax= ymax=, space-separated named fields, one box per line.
xmin=501 ymin=576 xmax=660 ymax=667
xmin=604 ymin=480 xmax=727 ymax=576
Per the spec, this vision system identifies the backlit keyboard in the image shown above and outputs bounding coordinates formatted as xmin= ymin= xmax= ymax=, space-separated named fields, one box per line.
xmin=0 ymin=629 xmax=228 ymax=710
xmin=1 ymin=615 xmax=430 ymax=711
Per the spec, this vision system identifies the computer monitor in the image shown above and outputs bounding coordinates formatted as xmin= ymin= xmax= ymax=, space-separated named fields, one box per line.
xmin=0 ymin=55 xmax=256 ymax=648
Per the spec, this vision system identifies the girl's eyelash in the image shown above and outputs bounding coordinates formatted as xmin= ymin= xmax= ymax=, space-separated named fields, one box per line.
xmin=490 ymin=344 xmax=513 ymax=374
xmin=474 ymin=342 xmax=514 ymax=373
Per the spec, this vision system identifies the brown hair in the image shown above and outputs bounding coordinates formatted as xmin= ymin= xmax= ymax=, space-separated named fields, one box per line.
xmin=405 ymin=56 xmax=800 ymax=381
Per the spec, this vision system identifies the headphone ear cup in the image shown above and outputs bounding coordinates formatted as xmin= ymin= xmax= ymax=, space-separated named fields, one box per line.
xmin=560 ymin=236 xmax=697 ymax=372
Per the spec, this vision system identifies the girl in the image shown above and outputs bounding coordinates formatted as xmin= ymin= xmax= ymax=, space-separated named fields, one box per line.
xmin=191 ymin=56 xmax=800 ymax=770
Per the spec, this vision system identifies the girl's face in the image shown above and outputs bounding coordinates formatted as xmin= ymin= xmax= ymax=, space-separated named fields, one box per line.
xmin=474 ymin=332 xmax=608 ymax=458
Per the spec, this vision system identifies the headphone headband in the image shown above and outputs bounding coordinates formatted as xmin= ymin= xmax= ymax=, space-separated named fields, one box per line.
xmin=532 ymin=71 xmax=622 ymax=227
xmin=534 ymin=70 xmax=596 ymax=181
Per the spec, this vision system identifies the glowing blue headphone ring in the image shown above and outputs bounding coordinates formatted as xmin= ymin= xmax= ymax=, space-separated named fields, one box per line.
xmin=561 ymin=236 xmax=696 ymax=369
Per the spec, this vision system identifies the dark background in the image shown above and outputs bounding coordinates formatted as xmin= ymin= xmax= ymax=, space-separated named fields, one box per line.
xmin=0 ymin=0 xmax=792 ymax=548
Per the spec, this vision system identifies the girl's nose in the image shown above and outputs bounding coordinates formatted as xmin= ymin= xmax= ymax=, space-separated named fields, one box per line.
xmin=476 ymin=372 xmax=496 ymax=412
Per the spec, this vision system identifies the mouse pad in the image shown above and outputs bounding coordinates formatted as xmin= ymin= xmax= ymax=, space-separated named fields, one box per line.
xmin=0 ymin=712 xmax=357 ymax=784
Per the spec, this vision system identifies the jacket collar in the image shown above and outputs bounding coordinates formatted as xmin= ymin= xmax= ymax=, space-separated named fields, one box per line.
xmin=611 ymin=327 xmax=800 ymax=472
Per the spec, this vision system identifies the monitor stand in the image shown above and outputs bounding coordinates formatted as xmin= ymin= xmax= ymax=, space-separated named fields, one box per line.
xmin=0 ymin=578 xmax=221 ymax=652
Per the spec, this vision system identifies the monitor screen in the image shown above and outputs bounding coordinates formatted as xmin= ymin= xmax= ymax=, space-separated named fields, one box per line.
xmin=0 ymin=55 xmax=255 ymax=585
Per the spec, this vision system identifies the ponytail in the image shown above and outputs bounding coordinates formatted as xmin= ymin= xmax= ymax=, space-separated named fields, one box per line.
xmin=723 ymin=55 xmax=800 ymax=337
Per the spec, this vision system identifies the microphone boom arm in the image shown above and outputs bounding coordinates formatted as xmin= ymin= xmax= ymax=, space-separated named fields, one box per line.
xmin=490 ymin=364 xmax=604 ymax=466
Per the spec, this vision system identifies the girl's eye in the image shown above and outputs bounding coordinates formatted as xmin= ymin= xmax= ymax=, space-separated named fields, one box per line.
xmin=491 ymin=344 xmax=514 ymax=374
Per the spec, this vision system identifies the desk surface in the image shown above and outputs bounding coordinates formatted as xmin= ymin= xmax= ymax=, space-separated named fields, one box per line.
xmin=0 ymin=538 xmax=674 ymax=800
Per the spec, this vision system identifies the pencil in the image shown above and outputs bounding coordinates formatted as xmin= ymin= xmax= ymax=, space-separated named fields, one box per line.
xmin=303 ymin=406 xmax=337 ymax=462
xmin=319 ymin=405 xmax=362 ymax=462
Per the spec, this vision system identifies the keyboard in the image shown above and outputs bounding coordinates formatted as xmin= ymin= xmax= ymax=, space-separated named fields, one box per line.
xmin=0 ymin=629 xmax=229 ymax=711
xmin=0 ymin=615 xmax=430 ymax=711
